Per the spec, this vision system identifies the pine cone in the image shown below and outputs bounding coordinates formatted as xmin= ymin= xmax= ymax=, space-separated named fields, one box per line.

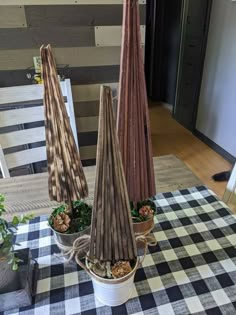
xmin=112 ymin=261 xmax=132 ymax=278
xmin=139 ymin=205 xmax=154 ymax=218
xmin=53 ymin=212 xmax=71 ymax=233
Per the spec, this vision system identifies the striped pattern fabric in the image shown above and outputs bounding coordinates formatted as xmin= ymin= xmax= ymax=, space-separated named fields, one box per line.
xmin=117 ymin=0 xmax=155 ymax=204
xmin=0 ymin=2 xmax=146 ymax=164
xmin=41 ymin=44 xmax=88 ymax=202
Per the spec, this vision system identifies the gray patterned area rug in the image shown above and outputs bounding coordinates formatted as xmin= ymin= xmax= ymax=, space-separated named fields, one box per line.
xmin=1 ymin=154 xmax=202 ymax=220
xmin=154 ymin=155 xmax=202 ymax=193
xmin=82 ymin=155 xmax=202 ymax=202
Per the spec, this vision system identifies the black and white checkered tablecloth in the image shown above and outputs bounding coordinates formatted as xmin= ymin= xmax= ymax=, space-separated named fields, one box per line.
xmin=2 ymin=186 xmax=236 ymax=315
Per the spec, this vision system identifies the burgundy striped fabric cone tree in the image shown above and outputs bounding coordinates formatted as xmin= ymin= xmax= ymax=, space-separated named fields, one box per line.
xmin=117 ymin=0 xmax=156 ymax=205
xmin=40 ymin=44 xmax=88 ymax=210
xmin=89 ymin=86 xmax=137 ymax=262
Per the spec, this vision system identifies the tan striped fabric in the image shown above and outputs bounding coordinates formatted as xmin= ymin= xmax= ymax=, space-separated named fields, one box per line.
xmin=117 ymin=0 xmax=155 ymax=204
xmin=89 ymin=86 xmax=137 ymax=262
xmin=40 ymin=44 xmax=88 ymax=203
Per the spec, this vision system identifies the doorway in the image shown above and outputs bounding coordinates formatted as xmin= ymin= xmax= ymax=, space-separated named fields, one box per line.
xmin=145 ymin=0 xmax=212 ymax=131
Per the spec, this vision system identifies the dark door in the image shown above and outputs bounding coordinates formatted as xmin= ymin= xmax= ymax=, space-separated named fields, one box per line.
xmin=174 ymin=0 xmax=212 ymax=130
xmin=161 ymin=0 xmax=183 ymax=105
xmin=145 ymin=0 xmax=182 ymax=103
xmin=145 ymin=0 xmax=212 ymax=131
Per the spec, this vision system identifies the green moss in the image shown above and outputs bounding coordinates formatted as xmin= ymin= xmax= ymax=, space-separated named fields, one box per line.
xmin=49 ymin=200 xmax=92 ymax=234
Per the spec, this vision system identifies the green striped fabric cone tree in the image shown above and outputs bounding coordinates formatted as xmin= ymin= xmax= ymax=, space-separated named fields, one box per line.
xmin=40 ymin=44 xmax=88 ymax=213
xmin=117 ymin=0 xmax=156 ymax=205
xmin=89 ymin=86 xmax=137 ymax=262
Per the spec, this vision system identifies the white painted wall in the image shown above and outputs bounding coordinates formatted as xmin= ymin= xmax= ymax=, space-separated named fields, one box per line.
xmin=196 ymin=0 xmax=236 ymax=157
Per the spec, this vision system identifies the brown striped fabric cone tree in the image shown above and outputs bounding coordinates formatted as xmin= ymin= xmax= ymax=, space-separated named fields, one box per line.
xmin=117 ymin=0 xmax=156 ymax=205
xmin=89 ymin=86 xmax=137 ymax=262
xmin=40 ymin=44 xmax=88 ymax=213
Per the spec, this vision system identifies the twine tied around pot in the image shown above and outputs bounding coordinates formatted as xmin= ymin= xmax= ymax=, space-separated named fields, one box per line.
xmin=54 ymin=234 xmax=91 ymax=264
xmin=135 ymin=220 xmax=158 ymax=248
xmin=54 ymin=230 xmax=157 ymax=276
xmin=68 ymin=233 xmax=156 ymax=274
xmin=135 ymin=232 xmax=157 ymax=262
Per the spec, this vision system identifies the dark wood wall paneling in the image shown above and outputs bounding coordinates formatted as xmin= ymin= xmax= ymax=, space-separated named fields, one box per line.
xmin=74 ymin=100 xmax=99 ymax=117
xmin=0 ymin=27 xmax=95 ymax=49
xmin=0 ymin=65 xmax=120 ymax=87
xmin=0 ymin=4 xmax=146 ymax=164
xmin=78 ymin=131 xmax=98 ymax=147
xmin=0 ymin=4 xmax=146 ymax=88
xmin=25 ymin=5 xmax=146 ymax=27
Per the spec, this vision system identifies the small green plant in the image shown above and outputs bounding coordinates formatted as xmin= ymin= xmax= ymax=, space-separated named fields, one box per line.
xmin=0 ymin=194 xmax=33 ymax=270
xmin=49 ymin=200 xmax=92 ymax=234
xmin=131 ymin=199 xmax=156 ymax=223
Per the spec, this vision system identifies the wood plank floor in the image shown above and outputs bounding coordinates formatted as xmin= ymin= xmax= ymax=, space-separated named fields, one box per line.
xmin=150 ymin=105 xmax=232 ymax=199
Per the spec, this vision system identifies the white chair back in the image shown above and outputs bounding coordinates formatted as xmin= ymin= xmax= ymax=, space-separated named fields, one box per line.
xmin=0 ymin=79 xmax=77 ymax=178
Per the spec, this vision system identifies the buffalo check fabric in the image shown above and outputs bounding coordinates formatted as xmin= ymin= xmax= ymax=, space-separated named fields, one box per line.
xmin=2 ymin=186 xmax=236 ymax=315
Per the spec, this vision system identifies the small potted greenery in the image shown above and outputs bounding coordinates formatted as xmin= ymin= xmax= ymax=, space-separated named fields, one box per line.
xmin=0 ymin=194 xmax=33 ymax=291
xmin=49 ymin=200 xmax=92 ymax=249
xmin=76 ymin=85 xmax=143 ymax=307
xmin=131 ymin=200 xmax=156 ymax=235
xmin=41 ymin=44 xmax=92 ymax=253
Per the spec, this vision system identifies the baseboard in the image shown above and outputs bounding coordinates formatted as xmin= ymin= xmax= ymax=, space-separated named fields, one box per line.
xmin=162 ymin=102 xmax=173 ymax=113
xmin=194 ymin=129 xmax=236 ymax=165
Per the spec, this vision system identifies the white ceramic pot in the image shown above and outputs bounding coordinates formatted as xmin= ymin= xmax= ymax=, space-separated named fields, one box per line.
xmin=89 ymin=260 xmax=138 ymax=306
